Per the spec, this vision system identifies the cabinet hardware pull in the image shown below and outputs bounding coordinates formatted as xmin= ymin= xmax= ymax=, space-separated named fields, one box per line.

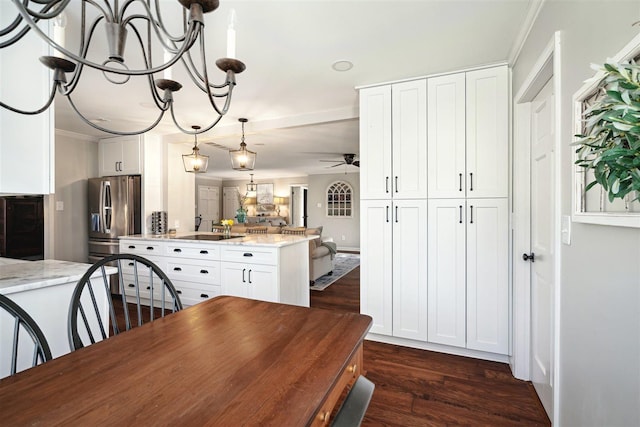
xmin=347 ymin=363 xmax=357 ymax=373
xmin=459 ymin=173 xmax=463 ymax=192
xmin=385 ymin=176 xmax=389 ymax=193
xmin=470 ymin=205 xmax=474 ymax=224
xmin=395 ymin=176 xmax=399 ymax=193
xmin=386 ymin=205 xmax=389 ymax=223
xmin=522 ymin=253 xmax=535 ymax=262
xmin=200 ymin=293 xmax=209 ymax=298
xmin=248 ymin=270 xmax=252 ymax=284
xmin=174 ymin=248 xmax=182 ymax=252
xmin=146 ymin=246 xmax=154 ymax=251
xmin=128 ymin=262 xmax=134 ymax=266
xmin=395 ymin=206 xmax=398 ymax=223
xmin=469 ymin=172 xmax=473 ymax=191
xmin=318 ymin=411 xmax=330 ymax=422
xmin=128 ymin=245 xmax=135 ymax=249
xmin=173 ymin=267 xmax=182 ymax=272
xmin=200 ymin=270 xmax=208 ymax=274
xmin=128 ymin=284 xmax=134 ymax=288
xmin=242 ymin=268 xmax=246 ymax=283
xmin=200 ymin=250 xmax=208 ymax=254
xmin=146 ymin=286 xmax=151 ymax=290
xmin=459 ymin=205 xmax=463 ymax=224
xmin=243 ymin=253 xmax=253 ymax=257
xmin=176 ymin=290 xmax=182 ymax=294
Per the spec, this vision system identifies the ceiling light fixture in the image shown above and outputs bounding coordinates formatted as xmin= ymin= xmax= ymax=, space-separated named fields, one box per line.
xmin=246 ymin=173 xmax=257 ymax=193
xmin=332 ymin=60 xmax=353 ymax=72
xmin=0 ymin=1 xmax=246 ymax=136
xmin=183 ymin=125 xmax=209 ymax=173
xmin=229 ymin=118 xmax=256 ymax=170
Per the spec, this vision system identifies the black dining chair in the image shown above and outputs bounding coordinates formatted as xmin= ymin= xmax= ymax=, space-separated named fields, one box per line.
xmin=68 ymin=254 xmax=183 ymax=351
xmin=0 ymin=293 xmax=52 ymax=377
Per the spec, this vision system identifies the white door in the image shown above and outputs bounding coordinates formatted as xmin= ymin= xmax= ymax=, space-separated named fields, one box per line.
xmin=529 ymin=79 xmax=555 ymax=418
xmin=197 ymin=186 xmax=219 ymax=231
xmin=223 ymin=187 xmax=239 ymax=221
xmin=359 ymin=85 xmax=392 ymax=199
xmin=392 ymin=199 xmax=428 ymax=341
xmin=427 ymin=199 xmax=466 ymax=348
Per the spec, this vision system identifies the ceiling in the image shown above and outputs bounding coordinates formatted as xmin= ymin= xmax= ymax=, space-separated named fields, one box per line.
xmin=53 ymin=0 xmax=539 ymax=179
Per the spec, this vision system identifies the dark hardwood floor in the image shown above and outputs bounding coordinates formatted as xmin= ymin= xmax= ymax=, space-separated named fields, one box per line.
xmin=311 ymin=265 xmax=551 ymax=426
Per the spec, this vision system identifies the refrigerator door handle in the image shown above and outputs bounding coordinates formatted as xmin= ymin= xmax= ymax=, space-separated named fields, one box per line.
xmin=102 ymin=180 xmax=112 ymax=233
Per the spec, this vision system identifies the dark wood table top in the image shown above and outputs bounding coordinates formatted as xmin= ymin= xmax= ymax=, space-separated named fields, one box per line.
xmin=0 ymin=296 xmax=372 ymax=426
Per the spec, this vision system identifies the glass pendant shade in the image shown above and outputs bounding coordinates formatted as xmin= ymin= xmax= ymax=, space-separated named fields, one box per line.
xmin=230 ymin=118 xmax=256 ymax=170
xmin=246 ymin=173 xmax=257 ymax=193
xmin=183 ymin=126 xmax=209 ymax=173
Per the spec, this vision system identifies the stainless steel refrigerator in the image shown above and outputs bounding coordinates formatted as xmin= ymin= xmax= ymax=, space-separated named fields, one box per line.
xmin=88 ymin=175 xmax=141 ymax=291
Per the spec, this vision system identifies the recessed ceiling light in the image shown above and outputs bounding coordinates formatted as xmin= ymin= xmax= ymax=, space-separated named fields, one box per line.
xmin=332 ymin=60 xmax=353 ymax=72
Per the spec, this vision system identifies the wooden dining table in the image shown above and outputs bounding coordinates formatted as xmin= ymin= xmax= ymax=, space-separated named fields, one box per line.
xmin=0 ymin=295 xmax=372 ymax=426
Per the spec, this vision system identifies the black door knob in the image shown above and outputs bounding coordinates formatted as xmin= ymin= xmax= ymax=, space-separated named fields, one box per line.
xmin=522 ymin=253 xmax=535 ymax=262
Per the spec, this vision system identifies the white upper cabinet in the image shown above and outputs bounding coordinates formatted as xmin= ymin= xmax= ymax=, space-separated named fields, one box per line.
xmin=466 ymin=66 xmax=509 ymax=198
xmin=360 ymin=80 xmax=427 ymax=200
xmin=428 ymin=66 xmax=508 ymax=198
xmin=359 ymin=85 xmax=392 ymax=199
xmin=99 ymin=136 xmax=142 ymax=176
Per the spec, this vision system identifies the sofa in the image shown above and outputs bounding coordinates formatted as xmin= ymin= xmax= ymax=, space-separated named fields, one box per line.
xmin=222 ymin=224 xmax=336 ymax=283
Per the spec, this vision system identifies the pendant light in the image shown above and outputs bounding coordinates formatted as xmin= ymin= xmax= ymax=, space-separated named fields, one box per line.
xmin=246 ymin=173 xmax=257 ymax=194
xmin=229 ymin=118 xmax=257 ymax=170
xmin=182 ymin=126 xmax=209 ymax=173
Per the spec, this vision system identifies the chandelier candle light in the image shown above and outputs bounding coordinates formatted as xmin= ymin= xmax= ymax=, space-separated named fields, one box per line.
xmin=0 ymin=0 xmax=246 ymax=136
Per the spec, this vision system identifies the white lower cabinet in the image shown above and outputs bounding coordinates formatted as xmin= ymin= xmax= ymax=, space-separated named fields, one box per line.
xmin=360 ymin=199 xmax=428 ymax=340
xmin=221 ymin=261 xmax=277 ymax=303
xmin=427 ymin=198 xmax=509 ymax=355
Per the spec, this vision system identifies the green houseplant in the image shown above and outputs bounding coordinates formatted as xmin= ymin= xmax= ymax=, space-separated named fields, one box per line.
xmin=574 ymin=61 xmax=640 ymax=202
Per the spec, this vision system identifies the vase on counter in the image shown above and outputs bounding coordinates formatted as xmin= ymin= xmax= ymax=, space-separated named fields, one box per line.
xmin=236 ymin=208 xmax=247 ymax=224
xmin=223 ymin=224 xmax=231 ymax=237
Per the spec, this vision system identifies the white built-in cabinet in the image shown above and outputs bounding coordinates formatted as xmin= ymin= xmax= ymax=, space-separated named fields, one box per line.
xmin=359 ymin=64 xmax=509 ymax=359
xmin=99 ymin=136 xmax=143 ymax=176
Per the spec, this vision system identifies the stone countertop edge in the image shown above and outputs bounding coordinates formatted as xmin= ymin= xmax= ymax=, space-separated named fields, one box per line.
xmin=0 ymin=259 xmax=117 ymax=295
xmin=120 ymin=232 xmax=319 ymax=247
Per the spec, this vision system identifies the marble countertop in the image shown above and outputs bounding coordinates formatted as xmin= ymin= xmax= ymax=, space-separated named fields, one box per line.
xmin=121 ymin=232 xmax=317 ymax=247
xmin=0 ymin=259 xmax=116 ymax=295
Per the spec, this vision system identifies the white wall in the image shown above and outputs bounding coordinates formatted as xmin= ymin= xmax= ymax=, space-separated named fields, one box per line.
xmin=166 ymin=142 xmax=195 ymax=232
xmin=52 ymin=130 xmax=98 ymax=262
xmin=308 ymin=172 xmax=359 ymax=250
xmin=513 ymin=2 xmax=640 ymax=425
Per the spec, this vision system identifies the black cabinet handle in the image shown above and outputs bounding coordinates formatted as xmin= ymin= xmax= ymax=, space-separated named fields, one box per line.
xmin=385 ymin=177 xmax=389 ymax=193
xmin=200 ymin=250 xmax=208 ymax=254
xmin=459 ymin=173 xmax=463 ymax=192
xmin=395 ymin=176 xmax=398 ymax=193
xmin=243 ymin=253 xmax=253 ymax=257
xmin=146 ymin=246 xmax=154 ymax=251
xmin=248 ymin=269 xmax=252 ymax=284
xmin=173 ymin=267 xmax=182 ymax=272
xmin=470 ymin=205 xmax=474 ymax=224
xmin=200 ymin=269 xmax=208 ymax=274
xmin=200 ymin=293 xmax=209 ymax=298
xmin=386 ymin=206 xmax=389 ymax=223
xmin=469 ymin=173 xmax=473 ymax=191
xmin=128 ymin=284 xmax=134 ymax=288
xmin=176 ymin=290 xmax=182 ymax=294
xmin=174 ymin=248 xmax=182 ymax=253
xmin=522 ymin=253 xmax=535 ymax=262
xmin=459 ymin=205 xmax=463 ymax=224
xmin=128 ymin=245 xmax=135 ymax=249
xmin=242 ymin=268 xmax=246 ymax=283
xmin=146 ymin=286 xmax=151 ymax=290
xmin=395 ymin=206 xmax=398 ymax=223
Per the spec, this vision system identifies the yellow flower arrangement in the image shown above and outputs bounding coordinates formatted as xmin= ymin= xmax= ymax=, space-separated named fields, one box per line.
xmin=221 ymin=219 xmax=234 ymax=226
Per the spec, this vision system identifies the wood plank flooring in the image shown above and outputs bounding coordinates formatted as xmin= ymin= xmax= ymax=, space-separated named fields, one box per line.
xmin=311 ymin=265 xmax=550 ymax=426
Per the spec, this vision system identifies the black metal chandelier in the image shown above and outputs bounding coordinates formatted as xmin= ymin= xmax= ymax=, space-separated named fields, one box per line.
xmin=0 ymin=0 xmax=246 ymax=136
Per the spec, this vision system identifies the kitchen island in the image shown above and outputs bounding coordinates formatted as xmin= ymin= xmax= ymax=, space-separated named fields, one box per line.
xmin=0 ymin=258 xmax=116 ymax=377
xmin=120 ymin=232 xmax=315 ymax=307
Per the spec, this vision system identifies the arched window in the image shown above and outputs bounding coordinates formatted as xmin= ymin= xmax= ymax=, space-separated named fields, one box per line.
xmin=326 ymin=181 xmax=353 ymax=218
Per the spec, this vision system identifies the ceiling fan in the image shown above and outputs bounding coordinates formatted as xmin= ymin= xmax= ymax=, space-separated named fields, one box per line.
xmin=320 ymin=153 xmax=360 ymax=168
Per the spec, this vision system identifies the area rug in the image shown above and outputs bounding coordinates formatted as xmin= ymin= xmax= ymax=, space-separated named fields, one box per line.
xmin=310 ymin=253 xmax=360 ymax=291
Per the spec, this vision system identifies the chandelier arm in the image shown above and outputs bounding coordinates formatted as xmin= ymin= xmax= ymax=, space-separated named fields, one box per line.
xmin=197 ymin=31 xmax=233 ymax=116
xmin=169 ymin=104 xmax=223 ymax=135
xmin=0 ymin=0 xmax=65 ymax=48
xmin=147 ymin=0 xmax=191 ymax=44
xmin=13 ymin=0 xmax=70 ymax=20
xmin=66 ymin=93 xmax=168 ymax=135
xmin=83 ymin=0 xmax=115 ymax=22
xmin=0 ymin=12 xmax=24 ymax=37
xmin=0 ymin=81 xmax=58 ymax=115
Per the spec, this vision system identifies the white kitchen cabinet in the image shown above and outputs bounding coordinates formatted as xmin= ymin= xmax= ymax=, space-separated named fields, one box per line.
xmin=99 ymin=136 xmax=142 ymax=176
xmin=221 ymin=261 xmax=277 ymax=303
xmin=427 ymin=66 xmax=508 ymax=199
xmin=427 ymin=198 xmax=509 ymax=354
xmin=359 ymin=80 xmax=427 ymax=200
xmin=360 ymin=199 xmax=427 ymax=341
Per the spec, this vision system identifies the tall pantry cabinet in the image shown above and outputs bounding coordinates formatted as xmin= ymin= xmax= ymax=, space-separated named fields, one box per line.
xmin=359 ymin=65 xmax=509 ymax=359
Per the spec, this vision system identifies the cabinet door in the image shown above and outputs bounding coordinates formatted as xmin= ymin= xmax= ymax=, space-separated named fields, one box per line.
xmin=99 ymin=139 xmax=122 ymax=176
xmin=466 ymin=66 xmax=508 ymax=198
xmin=359 ymin=85 xmax=392 ymax=199
xmin=99 ymin=136 xmax=142 ymax=176
xmin=466 ymin=198 xmax=508 ymax=354
xmin=392 ymin=80 xmax=428 ymax=199
xmin=427 ymin=199 xmax=466 ymax=347
xmin=221 ymin=262 xmax=250 ymax=299
xmin=247 ymin=264 xmax=278 ymax=303
xmin=120 ymin=136 xmax=142 ymax=175
xmin=392 ymin=199 xmax=428 ymax=341
xmin=360 ymin=200 xmax=393 ymax=335
xmin=427 ymin=73 xmax=466 ymax=198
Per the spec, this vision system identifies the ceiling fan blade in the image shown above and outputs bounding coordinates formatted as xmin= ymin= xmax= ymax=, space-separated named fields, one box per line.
xmin=327 ymin=162 xmax=345 ymax=168
xmin=320 ymin=160 xmax=342 ymax=163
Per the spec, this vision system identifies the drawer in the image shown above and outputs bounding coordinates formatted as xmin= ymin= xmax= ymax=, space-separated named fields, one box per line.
xmin=165 ymin=242 xmax=220 ymax=260
xmin=166 ymin=259 xmax=220 ymax=285
xmin=118 ymin=255 xmax=165 ymax=275
xmin=220 ymin=246 xmax=277 ymax=265
xmin=172 ymin=280 xmax=221 ymax=307
xmin=120 ymin=240 xmax=163 ymax=257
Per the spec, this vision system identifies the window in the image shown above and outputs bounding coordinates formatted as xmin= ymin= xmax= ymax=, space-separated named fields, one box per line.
xmin=326 ymin=181 xmax=353 ymax=218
